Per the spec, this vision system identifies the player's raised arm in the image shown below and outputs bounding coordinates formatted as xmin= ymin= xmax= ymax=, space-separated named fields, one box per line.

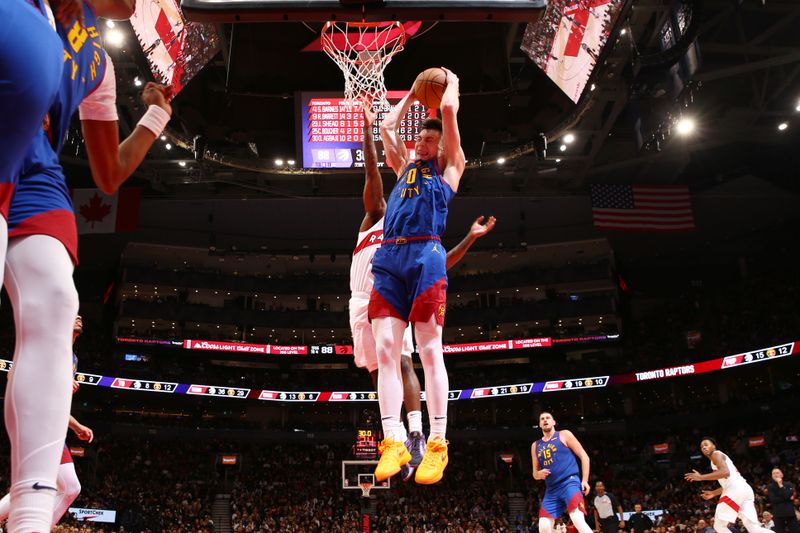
xmin=445 ymin=216 xmax=496 ymax=270
xmin=439 ymin=68 xmax=466 ymax=192
xmin=685 ymin=451 xmax=729 ymax=482
xmin=379 ymin=92 xmax=414 ymax=176
xmin=561 ymin=430 xmax=591 ymax=494
xmin=82 ymin=80 xmax=172 ymax=195
xmin=360 ymin=105 xmax=386 ymax=231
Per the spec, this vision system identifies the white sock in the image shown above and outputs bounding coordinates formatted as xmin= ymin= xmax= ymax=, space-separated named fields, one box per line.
xmin=380 ymin=415 xmax=408 ymax=443
xmin=4 ymin=235 xmax=78 ymax=532
xmin=372 ymin=317 xmax=408 ymax=443
xmin=52 ymin=462 xmax=81 ymax=526
xmin=407 ymin=411 xmax=423 ymax=434
xmin=414 ymin=316 xmax=449 ymax=440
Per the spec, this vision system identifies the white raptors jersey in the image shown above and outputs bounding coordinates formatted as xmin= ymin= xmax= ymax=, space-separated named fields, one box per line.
xmin=350 ymin=218 xmax=384 ymax=295
xmin=711 ymin=451 xmax=746 ymax=489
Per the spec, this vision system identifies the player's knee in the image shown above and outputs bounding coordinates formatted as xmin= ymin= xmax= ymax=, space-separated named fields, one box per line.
xmin=714 ymin=520 xmax=730 ymax=533
xmin=64 ymin=478 xmax=81 ymax=502
xmin=539 ymin=517 xmax=554 ymax=533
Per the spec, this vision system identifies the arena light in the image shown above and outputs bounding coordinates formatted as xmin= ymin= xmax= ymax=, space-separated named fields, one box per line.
xmin=165 ymin=143 xmax=172 ymax=150
xmin=559 ymin=144 xmax=567 ymax=152
xmin=160 ymin=135 xmax=167 ymax=141
xmin=178 ymin=161 xmax=187 ymax=167
xmin=105 ymin=20 xmax=115 ymax=28
xmin=274 ymin=159 xmax=284 ymax=166
xmin=497 ymin=157 xmax=506 ymax=165
xmin=563 ymin=133 xmax=575 ymax=144
xmin=105 ymin=29 xmax=124 ymax=47
xmin=620 ymin=28 xmax=627 ymax=36
xmin=555 ymin=159 xmax=561 ymax=163
xmin=796 ymin=102 xmax=800 ymax=112
xmin=778 ymin=122 xmax=789 ymax=131
xmin=133 ymin=76 xmax=142 ymax=87
xmin=287 ymin=159 xmax=296 ymax=166
xmin=675 ymin=117 xmax=696 ymax=136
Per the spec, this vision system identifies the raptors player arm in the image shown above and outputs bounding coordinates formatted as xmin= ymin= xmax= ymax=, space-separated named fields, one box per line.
xmin=360 ymin=105 xmax=386 ymax=231
xmin=701 ymin=488 xmax=723 ymax=500
xmin=561 ymin=430 xmax=591 ymax=494
xmin=379 ymin=92 xmax=414 ymax=176
xmin=68 ymin=416 xmax=94 ymax=443
xmin=439 ymin=68 xmax=466 ymax=192
xmin=445 ymin=215 xmax=497 ymax=270
xmin=80 ymin=57 xmax=172 ymax=195
xmin=685 ymin=451 xmax=729 ymax=482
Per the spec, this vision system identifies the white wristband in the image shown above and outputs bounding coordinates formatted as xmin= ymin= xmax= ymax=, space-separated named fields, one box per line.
xmin=137 ymin=105 xmax=171 ymax=137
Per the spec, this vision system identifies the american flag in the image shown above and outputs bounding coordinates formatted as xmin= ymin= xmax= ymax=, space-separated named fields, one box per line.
xmin=590 ymin=184 xmax=695 ymax=232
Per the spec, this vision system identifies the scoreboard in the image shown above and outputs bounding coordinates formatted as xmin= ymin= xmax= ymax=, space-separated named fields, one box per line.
xmin=354 ymin=427 xmax=380 ymax=460
xmin=298 ymin=91 xmax=435 ymax=169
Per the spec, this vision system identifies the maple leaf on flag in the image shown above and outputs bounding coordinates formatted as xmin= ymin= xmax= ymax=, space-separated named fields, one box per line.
xmin=79 ymin=193 xmax=112 ymax=228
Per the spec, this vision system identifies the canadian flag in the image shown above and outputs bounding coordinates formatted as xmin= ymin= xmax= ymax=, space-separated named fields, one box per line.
xmin=71 ymin=188 xmax=141 ymax=234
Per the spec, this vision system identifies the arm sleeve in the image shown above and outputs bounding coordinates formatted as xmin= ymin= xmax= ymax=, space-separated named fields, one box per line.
xmin=78 ymin=52 xmax=119 ymax=122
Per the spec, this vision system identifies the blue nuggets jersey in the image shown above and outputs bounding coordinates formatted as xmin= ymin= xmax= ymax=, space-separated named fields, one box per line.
xmin=383 ymin=159 xmax=455 ymax=239
xmin=46 ymin=0 xmax=106 ymax=152
xmin=535 ymin=431 xmax=580 ymax=487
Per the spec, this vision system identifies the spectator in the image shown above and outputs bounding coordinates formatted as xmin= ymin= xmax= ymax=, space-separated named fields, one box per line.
xmin=763 ymin=512 xmax=776 ymax=531
xmin=767 ymin=468 xmax=800 ymax=533
xmin=629 ymin=504 xmax=655 ymax=533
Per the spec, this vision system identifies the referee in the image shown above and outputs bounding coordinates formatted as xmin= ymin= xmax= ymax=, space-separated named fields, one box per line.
xmin=594 ymin=481 xmax=624 ymax=533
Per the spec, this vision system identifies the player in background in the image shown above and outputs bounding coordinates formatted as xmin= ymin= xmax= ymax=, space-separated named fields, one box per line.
xmin=0 ymin=316 xmax=94 ymax=528
xmin=352 ymin=104 xmax=494 ymax=480
xmin=369 ymin=67 xmax=466 ymax=485
xmin=3 ymin=2 xmax=171 ymax=529
xmin=685 ymin=437 xmax=776 ymax=533
xmin=532 ymin=412 xmax=595 ymax=533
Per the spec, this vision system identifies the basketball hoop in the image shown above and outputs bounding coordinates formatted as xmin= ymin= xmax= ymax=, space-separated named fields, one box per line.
xmin=359 ymin=481 xmax=374 ymax=498
xmin=321 ymin=21 xmax=406 ymax=109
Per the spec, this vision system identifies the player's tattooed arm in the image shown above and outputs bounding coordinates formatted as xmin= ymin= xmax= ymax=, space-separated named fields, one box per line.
xmin=561 ymin=430 xmax=591 ymax=494
xmin=360 ymin=105 xmax=386 ymax=230
xmin=83 ymin=82 xmax=172 ymax=195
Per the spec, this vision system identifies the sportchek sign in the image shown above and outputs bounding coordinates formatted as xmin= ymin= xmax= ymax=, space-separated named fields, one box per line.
xmin=68 ymin=507 xmax=116 ymax=523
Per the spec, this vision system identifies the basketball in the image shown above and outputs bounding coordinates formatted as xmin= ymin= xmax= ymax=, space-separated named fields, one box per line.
xmin=413 ymin=68 xmax=448 ymax=109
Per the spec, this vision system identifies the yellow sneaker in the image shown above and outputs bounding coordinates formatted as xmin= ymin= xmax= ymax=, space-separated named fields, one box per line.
xmin=374 ymin=438 xmax=411 ymax=481
xmin=414 ymin=436 xmax=448 ymax=485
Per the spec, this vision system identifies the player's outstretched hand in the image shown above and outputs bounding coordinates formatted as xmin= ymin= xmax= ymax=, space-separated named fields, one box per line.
xmin=581 ymin=481 xmax=591 ymax=495
xmin=700 ymin=490 xmax=716 ymax=501
xmin=685 ymin=470 xmax=703 ymax=482
xmin=142 ymin=82 xmax=173 ymax=116
xmin=470 ymin=215 xmax=496 ymax=239
xmin=440 ymin=67 xmax=459 ymax=85
xmin=51 ymin=0 xmax=84 ymax=27
xmin=363 ymin=104 xmax=377 ymax=128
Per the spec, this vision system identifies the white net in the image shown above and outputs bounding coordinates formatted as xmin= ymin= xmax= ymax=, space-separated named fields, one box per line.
xmin=321 ymin=21 xmax=406 ymax=109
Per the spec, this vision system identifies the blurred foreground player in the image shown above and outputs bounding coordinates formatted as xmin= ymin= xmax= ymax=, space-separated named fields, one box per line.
xmin=0 ymin=316 xmax=94 ymax=528
xmin=532 ymin=412 xmax=594 ymax=533
xmin=3 ymin=1 xmax=172 ymax=529
xmin=352 ymin=104 xmax=494 ymax=481
xmin=685 ymin=438 xmax=776 ymax=533
xmin=369 ymin=67 xmax=466 ymax=485
xmin=0 ymin=0 xmax=64 ymax=284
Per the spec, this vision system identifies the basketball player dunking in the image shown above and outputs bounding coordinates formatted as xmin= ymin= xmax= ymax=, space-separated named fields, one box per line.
xmin=3 ymin=2 xmax=171 ymax=529
xmin=0 ymin=316 xmax=94 ymax=528
xmin=685 ymin=438 xmax=775 ymax=533
xmin=352 ymin=104 xmax=494 ymax=481
xmin=368 ymin=67 xmax=466 ymax=485
xmin=532 ymin=412 xmax=594 ymax=533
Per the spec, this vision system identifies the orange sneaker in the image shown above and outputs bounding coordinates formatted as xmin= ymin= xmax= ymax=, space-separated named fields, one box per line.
xmin=414 ymin=436 xmax=448 ymax=485
xmin=374 ymin=438 xmax=411 ymax=481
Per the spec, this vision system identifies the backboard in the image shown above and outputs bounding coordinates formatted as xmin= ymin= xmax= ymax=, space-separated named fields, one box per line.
xmin=181 ymin=0 xmax=547 ymax=23
xmin=342 ymin=460 xmax=390 ymax=493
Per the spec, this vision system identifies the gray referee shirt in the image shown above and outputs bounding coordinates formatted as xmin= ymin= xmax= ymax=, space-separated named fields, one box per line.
xmin=594 ymin=494 xmax=616 ymax=519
